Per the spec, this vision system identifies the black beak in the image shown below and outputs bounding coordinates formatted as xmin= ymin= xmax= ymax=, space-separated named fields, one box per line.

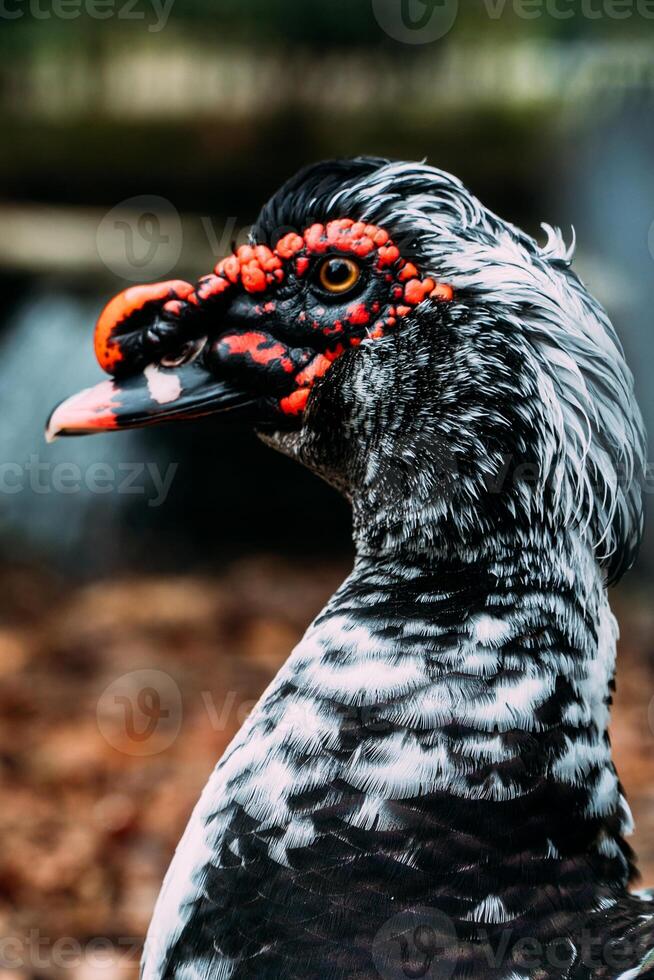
xmin=45 ymin=359 xmax=254 ymax=442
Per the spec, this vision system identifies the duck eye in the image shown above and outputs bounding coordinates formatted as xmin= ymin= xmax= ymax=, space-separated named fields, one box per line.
xmin=317 ymin=257 xmax=361 ymax=295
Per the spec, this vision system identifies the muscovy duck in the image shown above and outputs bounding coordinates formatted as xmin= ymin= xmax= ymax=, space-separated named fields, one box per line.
xmin=47 ymin=158 xmax=652 ymax=979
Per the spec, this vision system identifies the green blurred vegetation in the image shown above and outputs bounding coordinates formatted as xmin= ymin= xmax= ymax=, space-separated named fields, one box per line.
xmin=3 ymin=0 xmax=654 ymax=53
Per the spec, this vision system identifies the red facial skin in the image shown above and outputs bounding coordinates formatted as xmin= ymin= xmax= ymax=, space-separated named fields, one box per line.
xmin=219 ymin=333 xmax=296 ymax=374
xmin=94 ymin=219 xmax=453 ymax=417
xmin=94 ymin=280 xmax=198 ymax=375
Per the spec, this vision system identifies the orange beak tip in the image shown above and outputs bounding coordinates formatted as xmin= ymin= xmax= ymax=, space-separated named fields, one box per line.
xmin=45 ymin=380 xmax=120 ymax=442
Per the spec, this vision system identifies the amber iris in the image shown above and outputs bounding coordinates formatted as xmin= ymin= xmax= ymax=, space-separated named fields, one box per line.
xmin=318 ymin=257 xmax=361 ymax=294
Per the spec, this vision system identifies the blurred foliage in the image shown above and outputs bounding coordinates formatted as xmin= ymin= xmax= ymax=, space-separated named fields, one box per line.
xmin=2 ymin=0 xmax=654 ymax=57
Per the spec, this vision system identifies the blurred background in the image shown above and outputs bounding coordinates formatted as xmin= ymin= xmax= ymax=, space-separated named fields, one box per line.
xmin=1 ymin=2 xmax=653 ymax=977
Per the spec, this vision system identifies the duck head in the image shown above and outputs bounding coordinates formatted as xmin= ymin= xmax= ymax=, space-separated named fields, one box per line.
xmin=47 ymin=158 xmax=646 ymax=581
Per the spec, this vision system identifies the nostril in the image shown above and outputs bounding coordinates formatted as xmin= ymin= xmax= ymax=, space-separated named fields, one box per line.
xmin=159 ymin=337 xmax=207 ymax=369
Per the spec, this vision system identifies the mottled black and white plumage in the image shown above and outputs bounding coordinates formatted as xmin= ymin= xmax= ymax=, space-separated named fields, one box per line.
xmin=50 ymin=158 xmax=653 ymax=978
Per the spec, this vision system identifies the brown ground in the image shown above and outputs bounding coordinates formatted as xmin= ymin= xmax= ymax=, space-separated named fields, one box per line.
xmin=0 ymin=560 xmax=652 ymax=980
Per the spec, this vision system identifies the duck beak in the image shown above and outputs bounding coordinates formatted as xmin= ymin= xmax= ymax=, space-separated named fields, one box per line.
xmin=45 ymin=359 xmax=254 ymax=442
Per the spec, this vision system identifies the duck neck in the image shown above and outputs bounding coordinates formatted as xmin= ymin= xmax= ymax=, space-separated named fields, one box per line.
xmin=307 ymin=521 xmax=635 ymax=914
